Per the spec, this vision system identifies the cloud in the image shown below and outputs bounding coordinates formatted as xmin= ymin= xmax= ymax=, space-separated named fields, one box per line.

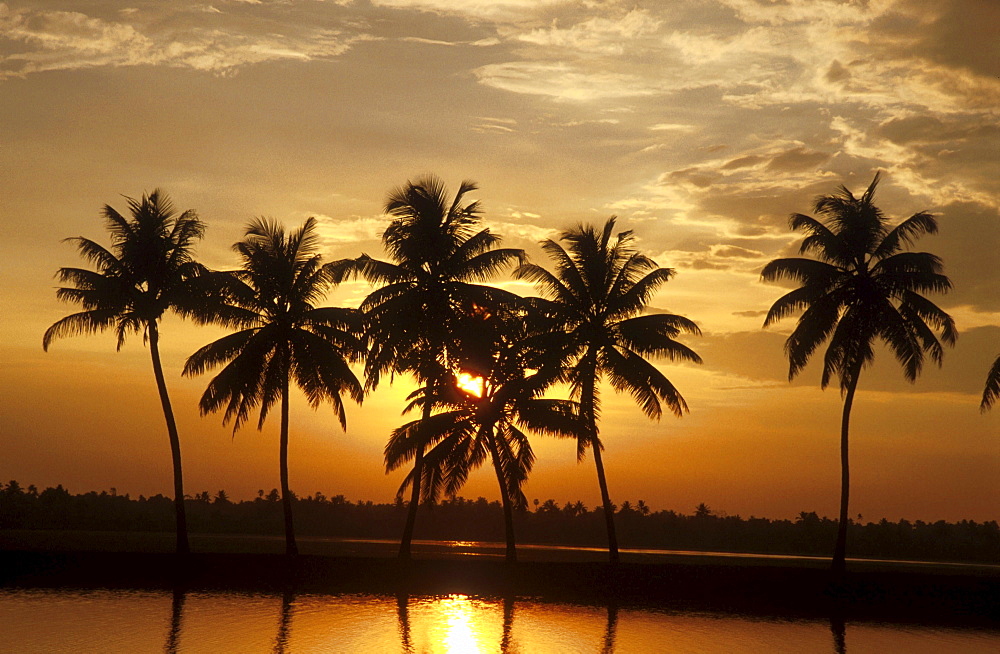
xmin=722 ymin=155 xmax=766 ymax=170
xmin=713 ymin=245 xmax=764 ymax=259
xmin=516 ymin=9 xmax=662 ymax=55
xmin=483 ymin=218 xmax=559 ymax=244
xmin=311 ymin=214 xmax=387 ymax=246
xmin=824 ymin=59 xmax=850 ymax=83
xmin=766 ymin=147 xmax=830 ymax=173
xmin=473 ymin=61 xmax=663 ymax=101
xmin=369 ymin=0 xmax=564 ymax=19
xmin=0 ymin=3 xmax=367 ymax=79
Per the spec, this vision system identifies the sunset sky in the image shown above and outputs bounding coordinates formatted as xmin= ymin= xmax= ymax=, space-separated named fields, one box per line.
xmin=2 ymin=0 xmax=997 ymax=524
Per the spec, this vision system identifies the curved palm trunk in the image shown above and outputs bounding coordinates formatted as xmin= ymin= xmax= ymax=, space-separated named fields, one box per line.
xmin=399 ymin=396 xmax=432 ymax=560
xmin=591 ymin=438 xmax=620 ymax=564
xmin=484 ymin=423 xmax=517 ymax=563
xmin=148 ymin=322 xmax=190 ymax=555
xmin=280 ymin=374 xmax=298 ymax=556
xmin=581 ymin=362 xmax=619 ymax=564
xmin=832 ymin=375 xmax=859 ymax=575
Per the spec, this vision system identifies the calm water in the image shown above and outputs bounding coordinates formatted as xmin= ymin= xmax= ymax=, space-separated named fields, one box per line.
xmin=1 ymin=587 xmax=998 ymax=653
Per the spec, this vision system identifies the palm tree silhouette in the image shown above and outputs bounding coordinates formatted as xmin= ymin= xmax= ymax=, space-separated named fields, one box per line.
xmin=982 ymin=355 xmax=1000 ymax=412
xmin=43 ymin=190 xmax=208 ymax=555
xmin=761 ymin=172 xmax=956 ymax=573
xmin=516 ymin=217 xmax=702 ymax=563
xmin=184 ymin=217 xmax=364 ymax=556
xmin=385 ymin=304 xmax=580 ymax=562
xmin=331 ymin=176 xmax=523 ymax=560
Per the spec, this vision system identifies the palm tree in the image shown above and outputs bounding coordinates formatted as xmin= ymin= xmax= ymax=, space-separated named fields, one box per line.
xmin=385 ymin=304 xmax=581 ymax=562
xmin=761 ymin=172 xmax=956 ymax=574
xmin=183 ymin=217 xmax=364 ymax=556
xmin=43 ymin=190 xmax=207 ymax=555
xmin=515 ymin=217 xmax=702 ymax=563
xmin=982 ymin=355 xmax=1000 ymax=411
xmin=331 ymin=175 xmax=524 ymax=560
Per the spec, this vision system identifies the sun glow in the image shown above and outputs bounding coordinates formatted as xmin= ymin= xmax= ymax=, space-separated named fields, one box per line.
xmin=456 ymin=372 xmax=484 ymax=398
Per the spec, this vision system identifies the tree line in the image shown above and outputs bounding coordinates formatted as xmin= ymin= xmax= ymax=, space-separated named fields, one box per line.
xmin=2 ymin=481 xmax=997 ymax=564
xmin=42 ymin=174 xmax=998 ymax=571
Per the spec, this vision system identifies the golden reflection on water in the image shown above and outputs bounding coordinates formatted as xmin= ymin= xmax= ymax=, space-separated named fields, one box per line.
xmin=437 ymin=595 xmax=484 ymax=652
xmin=2 ymin=588 xmax=1000 ymax=653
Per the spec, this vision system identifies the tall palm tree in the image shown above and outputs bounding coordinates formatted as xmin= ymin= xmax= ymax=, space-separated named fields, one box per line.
xmin=331 ymin=176 xmax=524 ymax=560
xmin=183 ymin=217 xmax=364 ymax=556
xmin=515 ymin=217 xmax=702 ymax=563
xmin=385 ymin=304 xmax=581 ymax=562
xmin=982 ymin=355 xmax=1000 ymax=411
xmin=761 ymin=172 xmax=956 ymax=574
xmin=43 ymin=190 xmax=207 ymax=555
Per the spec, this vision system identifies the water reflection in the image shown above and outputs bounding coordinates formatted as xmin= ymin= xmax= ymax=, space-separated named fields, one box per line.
xmin=396 ymin=593 xmax=413 ymax=654
xmin=499 ymin=596 xmax=515 ymax=654
xmin=831 ymin=615 xmax=847 ymax=654
xmin=272 ymin=590 xmax=294 ymax=654
xmin=2 ymin=588 xmax=998 ymax=653
xmin=164 ymin=586 xmax=185 ymax=654
xmin=601 ymin=603 xmax=618 ymax=653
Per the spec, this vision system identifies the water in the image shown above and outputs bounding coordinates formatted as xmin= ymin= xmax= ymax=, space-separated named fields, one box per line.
xmin=1 ymin=587 xmax=997 ymax=653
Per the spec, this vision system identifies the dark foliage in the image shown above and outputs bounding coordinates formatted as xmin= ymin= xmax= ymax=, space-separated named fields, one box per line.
xmin=3 ymin=481 xmax=996 ymax=564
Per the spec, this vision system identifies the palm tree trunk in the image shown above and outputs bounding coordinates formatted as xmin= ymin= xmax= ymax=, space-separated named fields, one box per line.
xmin=592 ymin=439 xmax=620 ymax=564
xmin=399 ymin=395 xmax=431 ymax=560
xmin=280 ymin=374 xmax=298 ymax=556
xmin=832 ymin=375 xmax=859 ymax=575
xmin=147 ymin=322 xmax=189 ymax=555
xmin=484 ymin=425 xmax=517 ymax=563
xmin=581 ymin=364 xmax=619 ymax=564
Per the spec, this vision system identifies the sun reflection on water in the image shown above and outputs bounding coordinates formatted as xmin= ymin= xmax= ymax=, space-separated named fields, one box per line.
xmin=437 ymin=594 xmax=482 ymax=653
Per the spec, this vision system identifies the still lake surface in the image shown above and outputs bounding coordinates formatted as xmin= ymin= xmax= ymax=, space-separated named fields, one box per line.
xmin=2 ymin=537 xmax=998 ymax=652
xmin=2 ymin=586 xmax=998 ymax=653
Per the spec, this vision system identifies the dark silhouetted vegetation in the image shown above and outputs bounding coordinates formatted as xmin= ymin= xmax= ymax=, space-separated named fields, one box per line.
xmin=183 ymin=217 xmax=365 ymax=556
xmin=3 ymin=481 xmax=996 ymax=564
xmin=983 ymin=354 xmax=1000 ymax=411
xmin=43 ymin=190 xmax=213 ymax=555
xmin=330 ymin=176 xmax=525 ymax=560
xmin=41 ymin=175 xmax=988 ymax=573
xmin=762 ymin=173 xmax=956 ymax=573
xmin=515 ymin=217 xmax=702 ymax=563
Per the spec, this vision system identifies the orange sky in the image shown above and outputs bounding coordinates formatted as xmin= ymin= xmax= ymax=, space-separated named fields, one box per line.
xmin=1 ymin=0 xmax=997 ymax=522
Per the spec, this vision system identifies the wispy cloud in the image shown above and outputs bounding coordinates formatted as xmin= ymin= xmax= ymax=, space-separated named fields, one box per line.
xmin=0 ymin=3 xmax=368 ymax=79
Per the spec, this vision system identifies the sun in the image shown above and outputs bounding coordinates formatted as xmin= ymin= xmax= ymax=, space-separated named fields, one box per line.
xmin=456 ymin=372 xmax=484 ymax=398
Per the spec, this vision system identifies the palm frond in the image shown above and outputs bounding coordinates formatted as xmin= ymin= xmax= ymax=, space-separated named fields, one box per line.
xmin=513 ymin=262 xmax=578 ymax=308
xmin=615 ymin=314 xmax=702 ymax=362
xmin=897 ymin=290 xmax=958 ymax=346
xmin=450 ymin=246 xmax=525 ymax=283
xmin=873 ymin=252 xmax=952 ymax=296
xmin=783 ymin=293 xmax=844 ymax=381
xmin=820 ymin=308 xmax=875 ymax=392
xmin=982 ymin=355 xmax=1000 ymax=412
xmin=873 ymin=212 xmax=938 ymax=259
xmin=601 ymin=346 xmax=689 ymax=419
xmin=42 ymin=310 xmax=122 ymax=350
xmin=760 ymin=258 xmax=843 ymax=287
xmin=610 ymin=267 xmax=675 ymax=319
xmin=63 ymin=237 xmax=124 ymax=273
xmin=182 ymin=328 xmax=259 ymax=377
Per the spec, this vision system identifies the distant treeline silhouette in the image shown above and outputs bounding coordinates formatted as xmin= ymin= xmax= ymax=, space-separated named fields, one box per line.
xmin=2 ymin=481 xmax=996 ymax=564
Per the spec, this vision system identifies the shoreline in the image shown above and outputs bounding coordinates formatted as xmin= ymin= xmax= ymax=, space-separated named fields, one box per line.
xmin=2 ymin=545 xmax=998 ymax=629
xmin=3 ymin=528 xmax=997 ymax=570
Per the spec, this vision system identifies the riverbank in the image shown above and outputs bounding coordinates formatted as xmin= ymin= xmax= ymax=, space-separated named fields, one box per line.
xmin=2 ymin=541 xmax=998 ymax=628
